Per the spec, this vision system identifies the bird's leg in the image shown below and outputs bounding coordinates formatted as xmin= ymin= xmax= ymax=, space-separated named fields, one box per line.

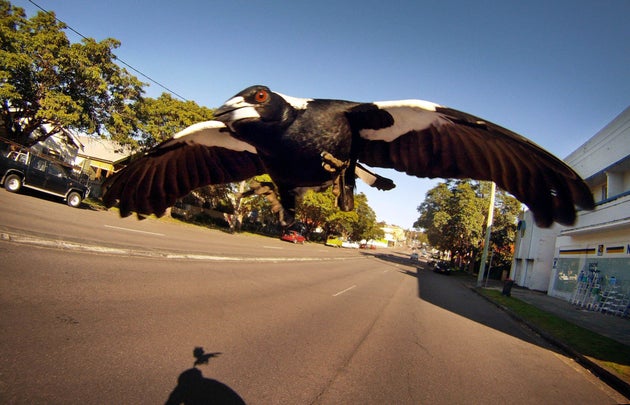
xmin=321 ymin=152 xmax=349 ymax=174
xmin=320 ymin=152 xmax=354 ymax=211
xmin=338 ymin=165 xmax=355 ymax=211
xmin=321 ymin=151 xmax=348 ymax=197
xmin=277 ymin=187 xmax=297 ymax=227
xmin=241 ymin=181 xmax=284 ymax=215
xmin=243 ymin=180 xmax=296 ymax=226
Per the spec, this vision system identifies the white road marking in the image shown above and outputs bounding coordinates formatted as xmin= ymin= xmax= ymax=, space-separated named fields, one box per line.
xmin=333 ymin=285 xmax=357 ymax=297
xmin=1 ymin=231 xmax=366 ymax=262
xmin=104 ymin=225 xmax=165 ymax=236
xmin=263 ymin=246 xmax=283 ymax=249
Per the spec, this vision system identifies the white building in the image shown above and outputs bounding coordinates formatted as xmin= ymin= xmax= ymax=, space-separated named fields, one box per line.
xmin=510 ymin=211 xmax=561 ymax=292
xmin=510 ymin=107 xmax=630 ymax=302
xmin=381 ymin=225 xmax=407 ymax=247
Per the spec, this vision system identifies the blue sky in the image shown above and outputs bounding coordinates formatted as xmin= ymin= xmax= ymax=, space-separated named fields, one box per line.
xmin=15 ymin=0 xmax=630 ymax=228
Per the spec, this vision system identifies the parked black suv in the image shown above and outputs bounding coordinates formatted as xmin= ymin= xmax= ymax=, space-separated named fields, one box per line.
xmin=1 ymin=140 xmax=90 ymax=208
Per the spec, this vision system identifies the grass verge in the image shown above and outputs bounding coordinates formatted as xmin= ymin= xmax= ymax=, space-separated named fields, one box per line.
xmin=478 ymin=288 xmax=630 ymax=383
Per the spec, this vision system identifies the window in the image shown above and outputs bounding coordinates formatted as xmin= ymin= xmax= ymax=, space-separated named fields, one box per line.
xmin=47 ymin=164 xmax=65 ymax=177
xmin=32 ymin=157 xmax=47 ymax=172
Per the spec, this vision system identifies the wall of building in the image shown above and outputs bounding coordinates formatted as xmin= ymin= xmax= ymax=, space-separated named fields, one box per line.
xmin=548 ymin=195 xmax=630 ymax=300
xmin=564 ymin=107 xmax=630 ymax=183
xmin=546 ymin=107 xmax=630 ymax=301
xmin=510 ymin=211 xmax=561 ymax=291
xmin=510 ymin=107 xmax=630 ymax=303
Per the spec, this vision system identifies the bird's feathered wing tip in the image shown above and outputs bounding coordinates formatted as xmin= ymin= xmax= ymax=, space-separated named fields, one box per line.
xmin=102 ymin=122 xmax=265 ymax=218
xmin=350 ymin=101 xmax=595 ymax=227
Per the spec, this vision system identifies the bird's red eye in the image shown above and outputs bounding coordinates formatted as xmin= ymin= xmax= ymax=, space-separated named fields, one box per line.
xmin=254 ymin=90 xmax=269 ymax=103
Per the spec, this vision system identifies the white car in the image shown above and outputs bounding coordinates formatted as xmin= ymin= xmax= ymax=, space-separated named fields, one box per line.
xmin=342 ymin=240 xmax=360 ymax=249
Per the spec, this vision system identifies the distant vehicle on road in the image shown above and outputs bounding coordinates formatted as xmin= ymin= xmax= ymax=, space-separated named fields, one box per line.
xmin=342 ymin=240 xmax=360 ymax=249
xmin=410 ymin=252 xmax=419 ymax=261
xmin=325 ymin=236 xmax=343 ymax=248
xmin=0 ymin=140 xmax=90 ymax=208
xmin=431 ymin=260 xmax=452 ymax=275
xmin=281 ymin=230 xmax=306 ymax=244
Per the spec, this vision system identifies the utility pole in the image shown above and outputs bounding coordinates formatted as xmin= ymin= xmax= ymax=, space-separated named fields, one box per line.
xmin=477 ymin=182 xmax=496 ymax=287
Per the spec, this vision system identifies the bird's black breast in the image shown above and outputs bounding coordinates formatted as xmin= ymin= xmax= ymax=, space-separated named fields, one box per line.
xmin=261 ymin=99 xmax=359 ymax=186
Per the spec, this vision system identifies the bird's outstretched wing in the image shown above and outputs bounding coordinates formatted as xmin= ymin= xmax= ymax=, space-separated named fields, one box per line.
xmin=102 ymin=121 xmax=266 ymax=217
xmin=347 ymin=101 xmax=594 ymax=227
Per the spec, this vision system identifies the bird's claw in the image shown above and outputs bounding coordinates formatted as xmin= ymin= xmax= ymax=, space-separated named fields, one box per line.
xmin=321 ymin=151 xmax=349 ymax=173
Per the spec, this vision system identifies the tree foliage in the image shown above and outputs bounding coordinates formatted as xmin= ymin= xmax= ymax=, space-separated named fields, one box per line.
xmin=0 ymin=1 xmax=387 ymax=237
xmin=415 ymin=180 xmax=520 ymax=272
xmin=350 ymin=193 xmax=384 ymax=241
xmin=489 ymin=189 xmax=521 ymax=271
xmin=297 ymin=188 xmax=383 ymax=240
xmin=1 ymin=1 xmax=144 ymax=146
xmin=136 ymin=93 xmax=214 ymax=148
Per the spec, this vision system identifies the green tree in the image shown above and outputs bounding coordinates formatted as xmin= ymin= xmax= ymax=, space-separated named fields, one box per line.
xmin=416 ymin=180 xmax=484 ymax=267
xmin=414 ymin=182 xmax=453 ymax=248
xmin=0 ymin=1 xmax=144 ymax=146
xmin=297 ymin=188 xmax=383 ymax=240
xmin=415 ymin=180 xmax=519 ymax=273
xmin=298 ymin=187 xmax=355 ymax=236
xmin=136 ymin=93 xmax=214 ymax=148
xmin=489 ymin=190 xmax=521 ymax=272
xmin=350 ymin=193 xmax=384 ymax=241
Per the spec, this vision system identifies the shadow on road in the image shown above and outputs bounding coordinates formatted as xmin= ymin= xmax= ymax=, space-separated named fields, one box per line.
xmin=366 ymin=252 xmax=558 ymax=351
xmin=165 ymin=347 xmax=246 ymax=405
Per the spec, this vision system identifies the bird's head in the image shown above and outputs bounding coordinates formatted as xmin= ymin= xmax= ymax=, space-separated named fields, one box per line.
xmin=214 ymin=85 xmax=308 ymax=145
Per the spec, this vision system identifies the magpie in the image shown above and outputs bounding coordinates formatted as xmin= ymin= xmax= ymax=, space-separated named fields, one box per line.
xmin=102 ymin=85 xmax=594 ymax=227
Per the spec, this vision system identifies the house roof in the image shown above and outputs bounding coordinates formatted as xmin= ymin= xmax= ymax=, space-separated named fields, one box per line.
xmin=76 ymin=135 xmax=133 ymax=164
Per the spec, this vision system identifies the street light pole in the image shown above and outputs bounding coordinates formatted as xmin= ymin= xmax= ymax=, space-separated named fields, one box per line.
xmin=477 ymin=181 xmax=496 ymax=287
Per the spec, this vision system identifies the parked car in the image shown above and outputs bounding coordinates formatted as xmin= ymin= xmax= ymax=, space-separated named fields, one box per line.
xmin=360 ymin=243 xmax=377 ymax=250
xmin=410 ymin=252 xmax=419 ymax=261
xmin=431 ymin=260 xmax=452 ymax=275
xmin=342 ymin=240 xmax=360 ymax=249
xmin=0 ymin=143 xmax=90 ymax=208
xmin=325 ymin=236 xmax=343 ymax=248
xmin=281 ymin=230 xmax=306 ymax=244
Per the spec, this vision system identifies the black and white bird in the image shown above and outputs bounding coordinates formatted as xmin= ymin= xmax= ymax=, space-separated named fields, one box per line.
xmin=102 ymin=85 xmax=594 ymax=227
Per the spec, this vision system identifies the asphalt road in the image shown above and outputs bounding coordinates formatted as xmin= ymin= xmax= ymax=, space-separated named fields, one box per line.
xmin=0 ymin=190 xmax=626 ymax=404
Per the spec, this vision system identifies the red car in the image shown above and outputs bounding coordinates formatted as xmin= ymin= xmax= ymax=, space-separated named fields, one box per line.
xmin=281 ymin=230 xmax=306 ymax=244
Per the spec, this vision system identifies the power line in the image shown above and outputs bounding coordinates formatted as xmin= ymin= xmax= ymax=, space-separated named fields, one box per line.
xmin=26 ymin=0 xmax=189 ymax=102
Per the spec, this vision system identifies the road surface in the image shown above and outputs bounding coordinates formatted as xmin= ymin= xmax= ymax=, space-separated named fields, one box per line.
xmin=0 ymin=190 xmax=626 ymax=404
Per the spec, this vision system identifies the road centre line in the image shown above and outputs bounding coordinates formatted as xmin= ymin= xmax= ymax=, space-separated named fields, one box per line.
xmin=104 ymin=224 xmax=165 ymax=236
xmin=333 ymin=285 xmax=357 ymax=297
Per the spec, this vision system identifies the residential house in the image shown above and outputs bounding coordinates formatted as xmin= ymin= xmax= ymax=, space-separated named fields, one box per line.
xmin=29 ymin=124 xmax=83 ymax=163
xmin=74 ymin=135 xmax=132 ymax=179
xmin=73 ymin=135 xmax=134 ymax=197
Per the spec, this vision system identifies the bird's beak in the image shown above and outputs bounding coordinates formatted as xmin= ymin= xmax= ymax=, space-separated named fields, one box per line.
xmin=214 ymin=96 xmax=261 ymax=123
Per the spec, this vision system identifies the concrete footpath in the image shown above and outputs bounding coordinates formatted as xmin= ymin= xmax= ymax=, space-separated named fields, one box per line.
xmin=509 ymin=287 xmax=630 ymax=346
xmin=473 ymin=280 xmax=630 ymax=398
